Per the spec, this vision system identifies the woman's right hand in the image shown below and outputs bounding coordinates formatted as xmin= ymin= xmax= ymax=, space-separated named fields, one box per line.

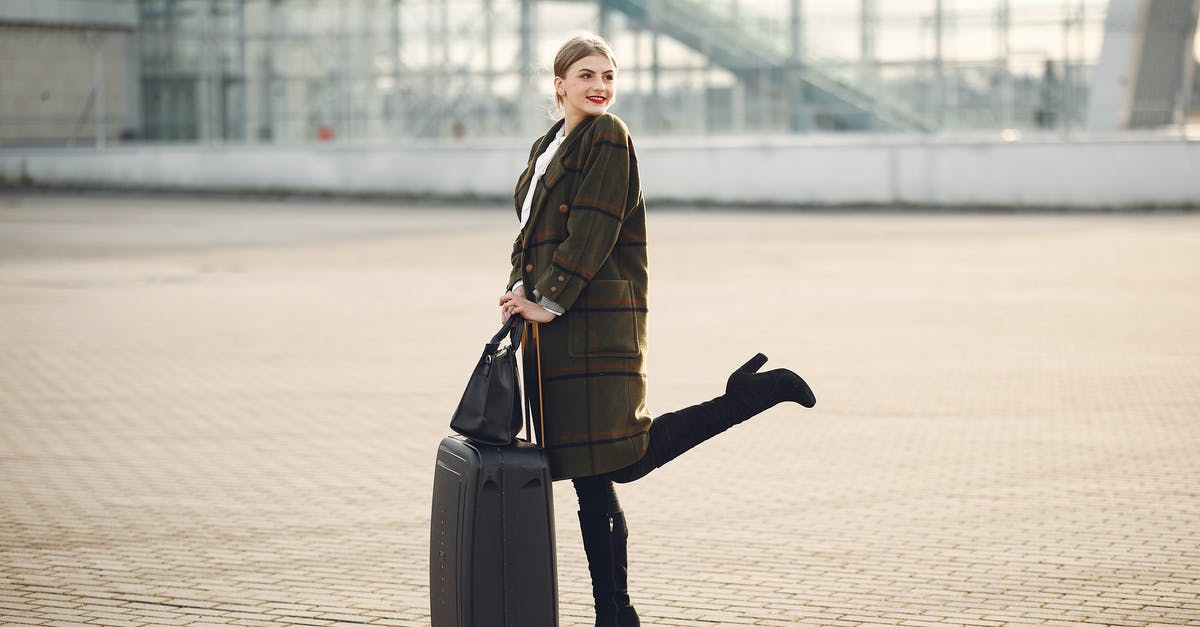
xmin=499 ymin=292 xmax=556 ymax=323
xmin=499 ymin=285 xmax=527 ymax=322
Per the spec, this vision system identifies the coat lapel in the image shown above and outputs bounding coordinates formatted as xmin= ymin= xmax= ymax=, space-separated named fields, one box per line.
xmin=513 ymin=172 xmax=534 ymax=219
xmin=513 ymin=120 xmax=565 ymax=219
xmin=521 ymin=116 xmax=600 ymax=243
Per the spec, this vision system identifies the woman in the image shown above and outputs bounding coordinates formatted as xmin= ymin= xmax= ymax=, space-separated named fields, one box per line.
xmin=499 ymin=34 xmax=816 ymax=627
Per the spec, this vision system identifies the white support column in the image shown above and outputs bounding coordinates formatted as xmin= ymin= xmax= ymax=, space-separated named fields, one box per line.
xmin=790 ymin=0 xmax=810 ymax=132
xmin=1062 ymin=4 xmax=1074 ymax=138
xmin=196 ymin=0 xmax=213 ymax=143
xmin=272 ymin=0 xmax=287 ymax=141
xmin=390 ymin=0 xmax=402 ymax=134
xmin=859 ymin=0 xmax=876 ymax=86
xmin=1088 ymin=0 xmax=1200 ymax=131
xmin=484 ymin=0 xmax=495 ymax=135
xmin=124 ymin=16 xmax=142 ymax=141
xmin=649 ymin=0 xmax=662 ymax=132
xmin=238 ymin=0 xmax=248 ymax=142
xmin=934 ymin=0 xmax=945 ymax=129
xmin=598 ymin=0 xmax=611 ymax=40
xmin=1175 ymin=0 xmax=1199 ymax=136
xmin=651 ymin=32 xmax=661 ymax=132
xmin=91 ymin=30 xmax=107 ymax=148
xmin=519 ymin=0 xmax=536 ymax=134
xmin=996 ymin=0 xmax=1012 ymax=128
xmin=1088 ymin=0 xmax=1139 ymax=131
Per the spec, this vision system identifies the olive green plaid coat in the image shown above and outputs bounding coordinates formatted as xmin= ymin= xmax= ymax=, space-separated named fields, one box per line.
xmin=510 ymin=113 xmax=651 ymax=480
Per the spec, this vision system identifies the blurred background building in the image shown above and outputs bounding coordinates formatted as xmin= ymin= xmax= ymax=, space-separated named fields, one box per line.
xmin=3 ymin=0 xmax=1197 ymax=145
xmin=0 ymin=0 xmax=1197 ymax=207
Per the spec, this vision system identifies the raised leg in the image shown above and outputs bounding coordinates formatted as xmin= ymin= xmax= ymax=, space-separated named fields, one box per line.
xmin=608 ymin=353 xmax=815 ymax=484
xmin=574 ymin=354 xmax=814 ymax=626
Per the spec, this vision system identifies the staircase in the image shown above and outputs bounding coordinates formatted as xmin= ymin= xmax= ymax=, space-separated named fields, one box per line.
xmin=599 ymin=0 xmax=933 ymax=132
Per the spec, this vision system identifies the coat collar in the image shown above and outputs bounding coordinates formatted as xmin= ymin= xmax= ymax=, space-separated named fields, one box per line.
xmin=557 ymin=114 xmax=601 ymax=158
xmin=539 ymin=114 xmax=599 ymax=160
xmin=513 ymin=114 xmax=602 ymax=220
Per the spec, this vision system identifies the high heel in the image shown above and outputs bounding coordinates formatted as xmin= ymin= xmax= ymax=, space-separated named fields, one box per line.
xmin=724 ymin=352 xmax=816 ymax=413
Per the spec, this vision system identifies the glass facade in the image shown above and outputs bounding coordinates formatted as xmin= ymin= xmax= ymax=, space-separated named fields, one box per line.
xmin=130 ymin=0 xmax=1110 ymax=142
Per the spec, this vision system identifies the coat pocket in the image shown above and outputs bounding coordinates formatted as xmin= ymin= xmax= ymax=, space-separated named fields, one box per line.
xmin=568 ymin=279 xmax=641 ymax=359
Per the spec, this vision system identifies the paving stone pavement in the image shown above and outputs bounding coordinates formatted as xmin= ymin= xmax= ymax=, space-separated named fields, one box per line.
xmin=1 ymin=192 xmax=1198 ymax=627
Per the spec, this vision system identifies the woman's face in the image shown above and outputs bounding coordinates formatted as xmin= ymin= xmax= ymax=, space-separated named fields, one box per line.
xmin=556 ymin=54 xmax=616 ymax=122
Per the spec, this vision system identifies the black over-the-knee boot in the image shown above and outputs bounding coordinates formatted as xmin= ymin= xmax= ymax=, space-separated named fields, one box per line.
xmin=609 ymin=353 xmax=816 ymax=483
xmin=577 ymin=510 xmax=618 ymax=627
xmin=587 ymin=353 xmax=813 ymax=622
xmin=609 ymin=511 xmax=640 ymax=627
xmin=575 ymin=477 xmax=620 ymax=627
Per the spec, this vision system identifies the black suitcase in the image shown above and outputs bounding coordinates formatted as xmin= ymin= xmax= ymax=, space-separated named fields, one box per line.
xmin=429 ymin=434 xmax=558 ymax=627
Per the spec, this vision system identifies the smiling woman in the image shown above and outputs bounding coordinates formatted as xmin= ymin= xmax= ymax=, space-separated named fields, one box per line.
xmin=553 ymin=41 xmax=618 ymax=131
xmin=496 ymin=32 xmax=817 ymax=627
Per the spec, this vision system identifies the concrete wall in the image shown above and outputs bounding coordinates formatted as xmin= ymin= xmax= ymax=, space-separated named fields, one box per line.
xmin=0 ymin=0 xmax=137 ymax=29
xmin=640 ymin=134 xmax=1200 ymax=208
xmin=0 ymin=24 xmax=135 ymax=145
xmin=2 ymin=133 xmax=1198 ymax=209
xmin=1 ymin=0 xmax=138 ymax=145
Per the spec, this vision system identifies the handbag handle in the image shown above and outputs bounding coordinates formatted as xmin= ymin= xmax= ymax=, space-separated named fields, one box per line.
xmin=492 ymin=315 xmax=524 ymax=350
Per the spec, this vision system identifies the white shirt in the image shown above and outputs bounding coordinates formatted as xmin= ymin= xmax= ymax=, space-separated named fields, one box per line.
xmin=512 ymin=126 xmax=568 ymax=315
xmin=519 ymin=127 xmax=567 ymax=229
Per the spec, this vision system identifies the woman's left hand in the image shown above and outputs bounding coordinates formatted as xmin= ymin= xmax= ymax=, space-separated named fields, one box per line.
xmin=500 ymin=292 xmax=557 ymax=323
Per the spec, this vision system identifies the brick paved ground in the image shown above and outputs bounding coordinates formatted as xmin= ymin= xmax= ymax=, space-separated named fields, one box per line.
xmin=1 ymin=192 xmax=1198 ymax=627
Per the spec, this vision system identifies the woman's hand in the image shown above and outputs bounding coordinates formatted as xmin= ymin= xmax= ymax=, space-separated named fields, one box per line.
xmin=499 ymin=291 xmax=556 ymax=323
xmin=498 ymin=285 xmax=526 ymax=322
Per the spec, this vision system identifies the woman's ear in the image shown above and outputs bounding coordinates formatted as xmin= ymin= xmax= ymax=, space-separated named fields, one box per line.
xmin=553 ymin=76 xmax=564 ymax=96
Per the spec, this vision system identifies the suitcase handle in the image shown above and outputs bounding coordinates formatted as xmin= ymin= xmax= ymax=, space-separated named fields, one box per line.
xmin=521 ymin=322 xmax=547 ymax=448
xmin=533 ymin=323 xmax=545 ymax=447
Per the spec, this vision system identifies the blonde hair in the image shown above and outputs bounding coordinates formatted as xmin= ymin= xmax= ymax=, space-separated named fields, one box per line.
xmin=552 ymin=33 xmax=618 ymax=113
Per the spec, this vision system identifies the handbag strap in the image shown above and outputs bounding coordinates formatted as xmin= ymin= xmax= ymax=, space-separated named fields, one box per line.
xmin=492 ymin=315 xmax=524 ymax=350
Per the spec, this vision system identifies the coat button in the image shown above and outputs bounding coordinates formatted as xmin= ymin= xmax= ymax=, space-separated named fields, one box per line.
xmin=557 ymin=275 xmax=565 ymax=282
xmin=559 ymin=204 xmax=569 ymax=214
xmin=525 ymin=264 xmax=534 ymax=272
xmin=550 ymin=286 xmax=558 ymax=293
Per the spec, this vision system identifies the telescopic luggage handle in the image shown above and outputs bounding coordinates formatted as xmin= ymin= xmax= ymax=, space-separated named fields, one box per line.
xmin=522 ymin=322 xmax=547 ymax=448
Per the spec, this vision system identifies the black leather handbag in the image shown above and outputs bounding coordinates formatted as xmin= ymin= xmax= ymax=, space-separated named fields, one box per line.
xmin=450 ymin=316 xmax=526 ymax=445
